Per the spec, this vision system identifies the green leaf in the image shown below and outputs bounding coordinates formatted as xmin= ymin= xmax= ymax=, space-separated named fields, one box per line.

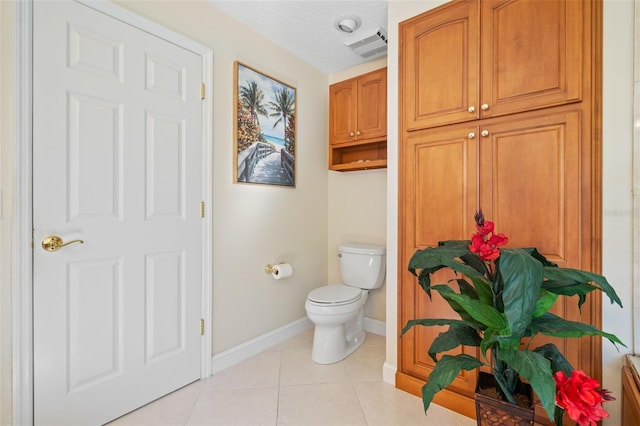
xmin=428 ymin=324 xmax=482 ymax=362
xmin=499 ymin=249 xmax=543 ymax=338
xmin=480 ymin=329 xmax=499 ymax=359
xmin=532 ymin=343 xmax=574 ymax=376
xmin=408 ymin=245 xmax=468 ymax=275
xmin=409 ymin=245 xmax=486 ymax=286
xmin=420 ymin=354 xmax=484 ymax=412
xmin=401 ymin=318 xmax=478 ymax=336
xmin=532 ymin=289 xmax=558 ymax=318
xmin=543 ymin=267 xmax=622 ymax=308
xmin=455 ymin=278 xmax=478 ymax=299
xmin=465 ymin=275 xmax=494 ymax=306
xmin=432 ymin=285 xmax=508 ymax=331
xmin=542 ymin=280 xmax=594 ymax=309
xmin=529 ymin=313 xmax=626 ymax=348
xmin=460 ymin=252 xmax=488 ymax=274
xmin=521 ymin=247 xmax=558 ymax=267
xmin=497 ymin=349 xmax=556 ymax=420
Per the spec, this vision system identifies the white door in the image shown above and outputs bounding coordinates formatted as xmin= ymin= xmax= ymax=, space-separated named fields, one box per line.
xmin=33 ymin=2 xmax=205 ymax=424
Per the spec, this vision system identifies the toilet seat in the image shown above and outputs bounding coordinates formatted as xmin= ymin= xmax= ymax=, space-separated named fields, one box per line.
xmin=307 ymin=285 xmax=362 ymax=306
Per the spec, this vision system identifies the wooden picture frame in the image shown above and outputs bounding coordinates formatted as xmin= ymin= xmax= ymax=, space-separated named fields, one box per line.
xmin=234 ymin=62 xmax=296 ymax=187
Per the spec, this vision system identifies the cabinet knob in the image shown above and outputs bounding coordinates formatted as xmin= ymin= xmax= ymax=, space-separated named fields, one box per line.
xmin=356 ymin=130 xmax=361 ymax=136
xmin=349 ymin=131 xmax=355 ymax=137
xmin=468 ymin=106 xmax=476 ymax=113
xmin=481 ymin=130 xmax=489 ymax=137
xmin=481 ymin=103 xmax=489 ymax=111
xmin=468 ymin=132 xmax=476 ymax=139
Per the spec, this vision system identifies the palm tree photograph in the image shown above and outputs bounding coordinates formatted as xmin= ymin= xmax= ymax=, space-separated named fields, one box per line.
xmin=234 ymin=62 xmax=296 ymax=187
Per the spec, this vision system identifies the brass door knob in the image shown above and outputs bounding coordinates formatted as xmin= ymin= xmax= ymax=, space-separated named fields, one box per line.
xmin=41 ymin=235 xmax=84 ymax=252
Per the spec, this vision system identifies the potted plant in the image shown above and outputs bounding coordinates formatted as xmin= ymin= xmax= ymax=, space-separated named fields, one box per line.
xmin=402 ymin=210 xmax=623 ymax=425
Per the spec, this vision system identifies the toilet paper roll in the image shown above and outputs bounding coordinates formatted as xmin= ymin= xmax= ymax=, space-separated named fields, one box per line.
xmin=272 ymin=263 xmax=293 ymax=280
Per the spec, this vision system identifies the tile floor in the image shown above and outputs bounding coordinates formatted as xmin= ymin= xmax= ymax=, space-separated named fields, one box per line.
xmin=108 ymin=329 xmax=475 ymax=426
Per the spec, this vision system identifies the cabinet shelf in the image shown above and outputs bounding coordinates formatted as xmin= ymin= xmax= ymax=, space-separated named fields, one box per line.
xmin=329 ymin=140 xmax=387 ymax=171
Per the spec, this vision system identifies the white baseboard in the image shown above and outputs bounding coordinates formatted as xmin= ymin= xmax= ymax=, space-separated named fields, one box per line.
xmin=364 ymin=317 xmax=386 ymax=336
xmin=210 ymin=316 xmax=387 ymax=374
xmin=211 ymin=317 xmax=312 ymax=374
xmin=383 ymin=361 xmax=397 ymax=385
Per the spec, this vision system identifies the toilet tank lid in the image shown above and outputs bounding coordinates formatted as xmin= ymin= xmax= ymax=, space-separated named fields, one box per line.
xmin=339 ymin=243 xmax=386 ymax=255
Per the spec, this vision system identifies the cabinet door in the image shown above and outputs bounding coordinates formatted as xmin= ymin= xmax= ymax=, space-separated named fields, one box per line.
xmin=478 ymin=109 xmax=584 ymax=424
xmin=480 ymin=0 xmax=583 ymax=118
xmin=400 ymin=0 xmax=479 ymax=131
xmin=329 ymin=78 xmax=357 ymax=144
xmin=398 ymin=124 xmax=479 ymax=417
xmin=357 ymin=68 xmax=387 ymax=142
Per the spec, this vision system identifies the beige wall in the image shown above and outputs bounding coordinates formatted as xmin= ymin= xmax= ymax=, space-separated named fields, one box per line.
xmin=385 ymin=1 xmax=635 ymax=425
xmin=0 ymin=1 xmax=14 ymax=423
xmin=601 ymin=1 xmax=635 ymax=425
xmin=328 ymin=57 xmax=388 ymax=322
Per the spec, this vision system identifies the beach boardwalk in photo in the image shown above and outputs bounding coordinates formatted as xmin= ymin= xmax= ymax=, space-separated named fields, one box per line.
xmin=249 ymin=151 xmax=293 ymax=185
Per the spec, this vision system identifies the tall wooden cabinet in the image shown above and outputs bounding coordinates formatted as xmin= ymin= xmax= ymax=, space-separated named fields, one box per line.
xmin=397 ymin=1 xmax=602 ymax=424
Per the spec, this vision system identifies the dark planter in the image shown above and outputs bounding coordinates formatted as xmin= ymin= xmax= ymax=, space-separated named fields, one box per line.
xmin=475 ymin=371 xmax=535 ymax=426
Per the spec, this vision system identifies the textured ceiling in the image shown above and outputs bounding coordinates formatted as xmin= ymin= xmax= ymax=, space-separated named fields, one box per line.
xmin=209 ymin=0 xmax=388 ymax=74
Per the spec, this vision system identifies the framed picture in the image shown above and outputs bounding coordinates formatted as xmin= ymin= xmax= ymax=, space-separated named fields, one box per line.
xmin=234 ymin=62 xmax=296 ymax=187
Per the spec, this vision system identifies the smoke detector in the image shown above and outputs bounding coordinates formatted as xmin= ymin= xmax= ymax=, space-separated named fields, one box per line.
xmin=344 ymin=27 xmax=388 ymax=59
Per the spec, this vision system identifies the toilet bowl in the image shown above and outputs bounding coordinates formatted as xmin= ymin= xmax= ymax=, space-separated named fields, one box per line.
xmin=305 ymin=243 xmax=386 ymax=364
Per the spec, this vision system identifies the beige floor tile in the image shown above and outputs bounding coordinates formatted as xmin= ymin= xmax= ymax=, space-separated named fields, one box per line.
xmin=279 ymin=347 xmax=350 ymax=386
xmin=354 ymin=381 xmax=476 ymax=426
xmin=186 ymin=387 xmax=278 ymax=426
xmin=108 ymin=330 xmax=476 ymax=426
xmin=345 ymin=345 xmax=385 ymax=383
xmin=360 ymin=332 xmax=385 ymax=348
xmin=277 ymin=382 xmax=367 ymax=426
xmin=207 ymin=350 xmax=281 ymax=390
xmin=275 ymin=327 xmax=314 ymax=351
xmin=107 ymin=380 xmax=204 ymax=426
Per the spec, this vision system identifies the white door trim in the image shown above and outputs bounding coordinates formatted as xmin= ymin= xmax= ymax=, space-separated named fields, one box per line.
xmin=13 ymin=1 xmax=213 ymax=424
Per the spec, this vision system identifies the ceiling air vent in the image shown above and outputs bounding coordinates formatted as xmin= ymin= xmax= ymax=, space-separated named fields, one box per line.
xmin=344 ymin=27 xmax=388 ymax=59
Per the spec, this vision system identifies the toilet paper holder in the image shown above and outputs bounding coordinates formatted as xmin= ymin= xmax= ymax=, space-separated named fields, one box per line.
xmin=264 ymin=264 xmax=280 ymax=275
xmin=265 ymin=263 xmax=293 ymax=279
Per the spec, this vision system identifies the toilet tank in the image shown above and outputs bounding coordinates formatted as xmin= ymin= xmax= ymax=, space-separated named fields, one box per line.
xmin=338 ymin=243 xmax=386 ymax=290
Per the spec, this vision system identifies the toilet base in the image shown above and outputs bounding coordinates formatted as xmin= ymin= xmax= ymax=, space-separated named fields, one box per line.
xmin=310 ymin=309 xmax=366 ymax=364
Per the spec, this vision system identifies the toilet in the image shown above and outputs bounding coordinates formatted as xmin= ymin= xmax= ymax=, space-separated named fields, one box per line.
xmin=305 ymin=243 xmax=386 ymax=364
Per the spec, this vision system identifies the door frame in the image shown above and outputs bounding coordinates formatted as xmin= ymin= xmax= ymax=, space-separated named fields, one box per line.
xmin=13 ymin=1 xmax=213 ymax=424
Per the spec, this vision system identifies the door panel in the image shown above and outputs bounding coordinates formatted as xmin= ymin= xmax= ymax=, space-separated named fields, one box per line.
xmin=481 ymin=0 xmax=583 ymax=117
xmin=401 ymin=0 xmax=479 ymax=130
xmin=329 ymin=79 xmax=357 ymax=144
xmin=33 ymin=2 xmax=204 ymax=424
xmin=399 ymin=124 xmax=478 ymax=398
xmin=357 ymin=68 xmax=387 ymax=141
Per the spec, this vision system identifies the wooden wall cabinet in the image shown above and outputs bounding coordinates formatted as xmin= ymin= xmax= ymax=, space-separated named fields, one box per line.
xmin=402 ymin=0 xmax=583 ymax=131
xmin=329 ymin=67 xmax=387 ymax=171
xmin=397 ymin=1 xmax=601 ymax=424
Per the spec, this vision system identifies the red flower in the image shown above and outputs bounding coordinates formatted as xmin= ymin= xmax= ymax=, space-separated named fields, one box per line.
xmin=476 ymin=220 xmax=494 ymax=235
xmin=468 ymin=217 xmax=508 ymax=261
xmin=554 ymin=370 xmax=612 ymax=426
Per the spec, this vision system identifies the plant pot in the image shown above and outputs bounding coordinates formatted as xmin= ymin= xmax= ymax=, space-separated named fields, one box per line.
xmin=475 ymin=371 xmax=535 ymax=426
